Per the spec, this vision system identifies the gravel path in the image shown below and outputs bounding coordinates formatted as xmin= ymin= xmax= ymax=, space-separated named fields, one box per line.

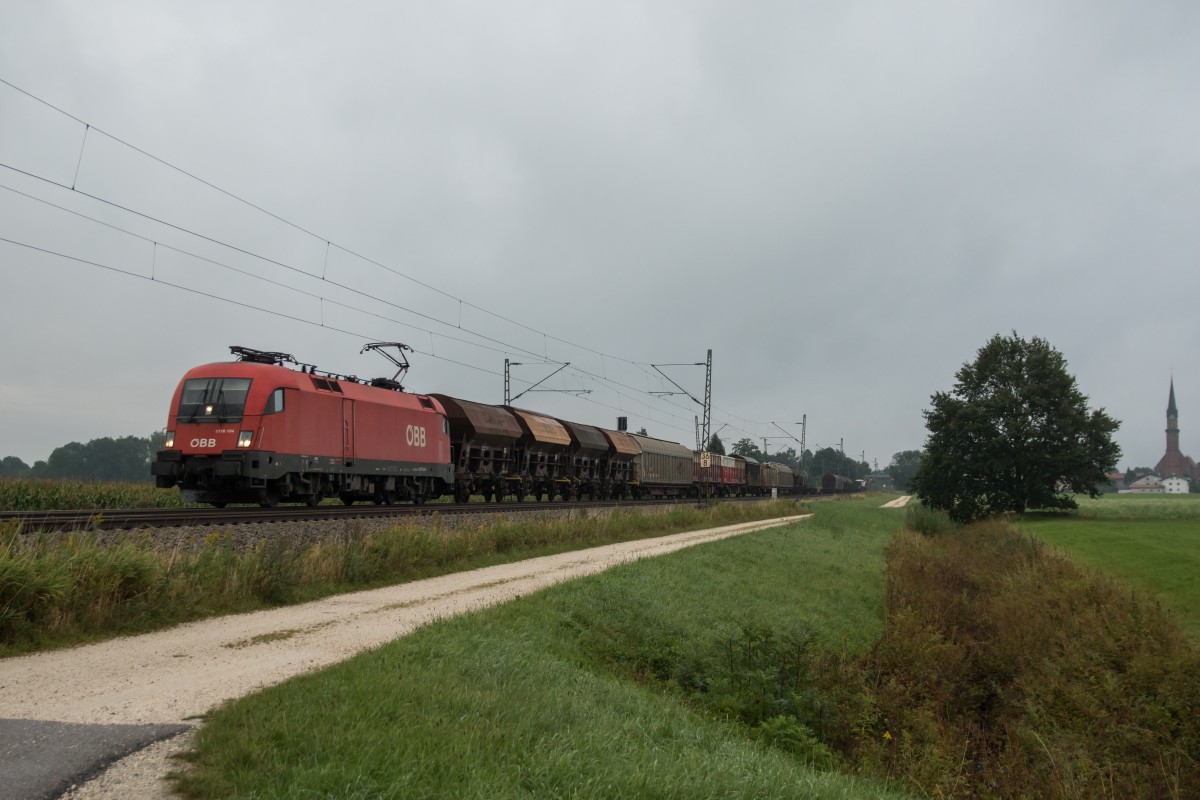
xmin=1 ymin=514 xmax=809 ymax=799
xmin=880 ymin=495 xmax=912 ymax=508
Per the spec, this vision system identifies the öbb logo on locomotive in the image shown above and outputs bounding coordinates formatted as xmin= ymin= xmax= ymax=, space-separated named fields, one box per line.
xmin=150 ymin=343 xmax=816 ymax=509
xmin=405 ymin=425 xmax=427 ymax=448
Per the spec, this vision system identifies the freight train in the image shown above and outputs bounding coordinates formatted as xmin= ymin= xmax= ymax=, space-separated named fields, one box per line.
xmin=152 ymin=345 xmax=810 ymax=507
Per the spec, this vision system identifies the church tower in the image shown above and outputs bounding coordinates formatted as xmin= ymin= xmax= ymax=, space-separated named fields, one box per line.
xmin=1155 ymin=378 xmax=1195 ymax=480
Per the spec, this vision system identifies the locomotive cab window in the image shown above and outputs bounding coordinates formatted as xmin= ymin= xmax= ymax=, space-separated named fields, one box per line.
xmin=177 ymin=378 xmax=252 ymax=422
xmin=263 ymin=388 xmax=285 ymax=415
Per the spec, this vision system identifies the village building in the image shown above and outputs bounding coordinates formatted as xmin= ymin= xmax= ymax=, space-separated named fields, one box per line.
xmin=1163 ymin=475 xmax=1191 ymax=494
xmin=1127 ymin=475 xmax=1165 ymax=493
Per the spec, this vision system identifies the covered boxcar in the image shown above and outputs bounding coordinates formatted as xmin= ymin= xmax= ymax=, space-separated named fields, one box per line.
xmin=821 ymin=473 xmax=854 ymax=493
xmin=695 ymin=452 xmax=745 ymax=496
xmin=629 ymin=433 xmax=694 ymax=497
xmin=734 ymin=455 xmax=762 ymax=494
xmin=760 ymin=461 xmax=795 ymax=495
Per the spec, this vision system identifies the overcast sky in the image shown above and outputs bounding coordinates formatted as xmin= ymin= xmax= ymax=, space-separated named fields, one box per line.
xmin=2 ymin=1 xmax=1198 ymax=473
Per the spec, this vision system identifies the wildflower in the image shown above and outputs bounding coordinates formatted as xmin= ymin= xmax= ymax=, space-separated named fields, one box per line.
xmin=883 ymin=731 xmax=892 ymax=741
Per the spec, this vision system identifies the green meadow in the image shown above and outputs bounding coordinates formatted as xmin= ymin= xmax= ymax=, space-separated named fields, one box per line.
xmin=1019 ymin=494 xmax=1200 ymax=637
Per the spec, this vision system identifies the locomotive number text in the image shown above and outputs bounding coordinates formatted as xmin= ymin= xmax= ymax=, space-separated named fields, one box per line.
xmin=405 ymin=425 xmax=427 ymax=447
xmin=191 ymin=438 xmax=217 ymax=449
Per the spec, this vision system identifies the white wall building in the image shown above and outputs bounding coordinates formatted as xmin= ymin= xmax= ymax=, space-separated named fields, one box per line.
xmin=1162 ymin=475 xmax=1191 ymax=494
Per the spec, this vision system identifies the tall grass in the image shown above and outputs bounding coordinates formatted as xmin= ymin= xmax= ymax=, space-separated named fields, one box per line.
xmin=0 ymin=500 xmax=806 ymax=656
xmin=824 ymin=518 xmax=1200 ymax=799
xmin=173 ymin=496 xmax=903 ymax=799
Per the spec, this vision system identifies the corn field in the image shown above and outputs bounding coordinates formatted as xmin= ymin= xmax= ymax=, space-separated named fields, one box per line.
xmin=0 ymin=478 xmax=184 ymax=511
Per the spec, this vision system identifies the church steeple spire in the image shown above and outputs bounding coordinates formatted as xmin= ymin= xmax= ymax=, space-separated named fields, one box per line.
xmin=1156 ymin=378 xmax=1195 ymax=482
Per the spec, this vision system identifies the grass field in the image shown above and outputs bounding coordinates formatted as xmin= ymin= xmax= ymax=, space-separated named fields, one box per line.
xmin=1019 ymin=494 xmax=1200 ymax=637
xmin=173 ymin=496 xmax=910 ymax=799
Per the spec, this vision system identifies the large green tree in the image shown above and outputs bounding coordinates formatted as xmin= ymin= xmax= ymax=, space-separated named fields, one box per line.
xmin=886 ymin=450 xmax=924 ymax=490
xmin=910 ymin=333 xmax=1120 ymax=522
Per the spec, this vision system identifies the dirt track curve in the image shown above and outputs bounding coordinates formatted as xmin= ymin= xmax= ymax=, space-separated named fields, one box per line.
xmin=1 ymin=514 xmax=810 ymax=799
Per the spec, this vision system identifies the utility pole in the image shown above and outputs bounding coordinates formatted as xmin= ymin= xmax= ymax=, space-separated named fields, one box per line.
xmin=800 ymin=414 xmax=807 ymax=472
xmin=702 ymin=349 xmax=712 ymax=456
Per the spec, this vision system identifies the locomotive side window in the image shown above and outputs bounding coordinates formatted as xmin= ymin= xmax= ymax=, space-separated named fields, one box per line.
xmin=177 ymin=378 xmax=253 ymax=422
xmin=263 ymin=388 xmax=286 ymax=415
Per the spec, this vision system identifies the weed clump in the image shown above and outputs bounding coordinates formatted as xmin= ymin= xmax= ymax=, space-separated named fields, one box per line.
xmin=903 ymin=503 xmax=958 ymax=537
xmin=826 ymin=518 xmax=1200 ymax=799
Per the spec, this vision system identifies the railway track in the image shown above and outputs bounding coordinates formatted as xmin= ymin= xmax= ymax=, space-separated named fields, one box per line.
xmin=0 ymin=496 xmax=761 ymax=532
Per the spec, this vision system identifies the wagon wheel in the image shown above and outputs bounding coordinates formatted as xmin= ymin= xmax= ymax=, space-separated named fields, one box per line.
xmin=259 ymin=489 xmax=280 ymax=509
xmin=340 ymin=492 xmax=355 ymax=506
xmin=306 ymin=491 xmax=323 ymax=508
xmin=210 ymin=501 xmax=227 ymax=509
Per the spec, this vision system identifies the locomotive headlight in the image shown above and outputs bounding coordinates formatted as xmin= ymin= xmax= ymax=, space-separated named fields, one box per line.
xmin=164 ymin=431 xmax=175 ymax=448
xmin=205 ymin=404 xmax=214 ymax=415
xmin=237 ymin=430 xmax=254 ymax=448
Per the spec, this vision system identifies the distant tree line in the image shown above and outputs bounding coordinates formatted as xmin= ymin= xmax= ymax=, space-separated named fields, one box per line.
xmin=0 ymin=432 xmax=166 ymax=483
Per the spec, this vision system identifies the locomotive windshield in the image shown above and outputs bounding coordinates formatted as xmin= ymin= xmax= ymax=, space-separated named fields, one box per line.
xmin=177 ymin=378 xmax=252 ymax=422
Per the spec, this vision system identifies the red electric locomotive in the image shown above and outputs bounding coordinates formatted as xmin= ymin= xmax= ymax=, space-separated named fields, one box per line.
xmin=152 ymin=344 xmax=453 ymax=507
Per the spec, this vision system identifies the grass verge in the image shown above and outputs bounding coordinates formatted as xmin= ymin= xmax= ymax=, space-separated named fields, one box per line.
xmin=173 ymin=496 xmax=906 ymax=799
xmin=0 ymin=500 xmax=805 ymax=657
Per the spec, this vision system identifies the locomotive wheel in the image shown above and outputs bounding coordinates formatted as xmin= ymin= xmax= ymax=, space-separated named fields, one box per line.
xmin=259 ymin=490 xmax=280 ymax=509
xmin=306 ymin=492 xmax=322 ymax=508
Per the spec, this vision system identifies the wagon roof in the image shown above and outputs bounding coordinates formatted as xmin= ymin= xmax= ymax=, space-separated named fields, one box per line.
xmin=428 ymin=394 xmax=522 ymax=442
xmin=599 ymin=428 xmax=641 ymax=457
xmin=505 ymin=407 xmax=572 ymax=448
xmin=555 ymin=418 xmax=609 ymax=454
xmin=628 ymin=433 xmax=692 ymax=459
